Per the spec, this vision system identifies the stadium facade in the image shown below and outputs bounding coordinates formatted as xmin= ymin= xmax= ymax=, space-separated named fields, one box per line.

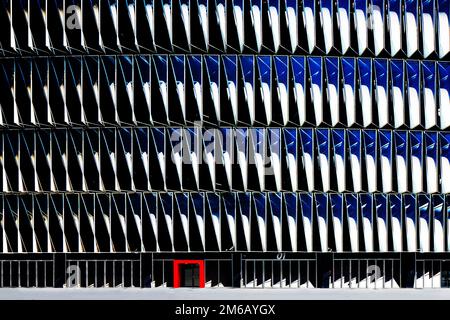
xmin=0 ymin=0 xmax=449 ymax=289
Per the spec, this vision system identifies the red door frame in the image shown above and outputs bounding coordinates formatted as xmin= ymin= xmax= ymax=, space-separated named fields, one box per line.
xmin=173 ymin=260 xmax=205 ymax=288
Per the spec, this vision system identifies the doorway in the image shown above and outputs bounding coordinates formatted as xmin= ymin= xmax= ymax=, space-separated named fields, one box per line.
xmin=173 ymin=260 xmax=205 ymax=288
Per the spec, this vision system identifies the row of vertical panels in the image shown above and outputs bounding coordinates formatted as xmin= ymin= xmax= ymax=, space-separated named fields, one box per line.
xmin=2 ymin=128 xmax=450 ymax=194
xmin=1 ymin=55 xmax=450 ymax=128
xmin=0 ymin=0 xmax=449 ymax=57
xmin=0 ymin=192 xmax=448 ymax=253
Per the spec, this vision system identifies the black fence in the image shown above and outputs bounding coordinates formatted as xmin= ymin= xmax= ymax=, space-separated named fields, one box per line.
xmin=0 ymin=252 xmax=449 ymax=288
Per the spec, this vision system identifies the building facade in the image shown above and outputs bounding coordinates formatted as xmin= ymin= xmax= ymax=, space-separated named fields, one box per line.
xmin=0 ymin=0 xmax=449 ymax=288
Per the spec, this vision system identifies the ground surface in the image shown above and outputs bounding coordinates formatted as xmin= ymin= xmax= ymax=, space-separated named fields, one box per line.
xmin=0 ymin=288 xmax=449 ymax=300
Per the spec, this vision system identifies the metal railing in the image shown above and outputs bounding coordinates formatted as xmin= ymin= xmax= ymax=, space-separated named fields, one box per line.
xmin=242 ymin=259 xmax=317 ymax=288
xmin=414 ymin=258 xmax=450 ymax=288
xmin=0 ymin=255 xmax=55 ymax=288
xmin=151 ymin=258 xmax=233 ymax=288
xmin=65 ymin=259 xmax=141 ymax=288
xmin=331 ymin=258 xmax=401 ymax=289
xmin=0 ymin=252 xmax=448 ymax=289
